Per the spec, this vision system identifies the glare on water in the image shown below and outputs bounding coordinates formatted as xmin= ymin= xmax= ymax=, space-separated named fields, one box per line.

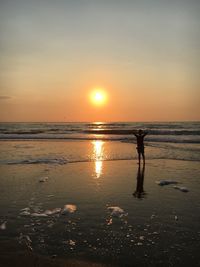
xmin=92 ymin=140 xmax=104 ymax=179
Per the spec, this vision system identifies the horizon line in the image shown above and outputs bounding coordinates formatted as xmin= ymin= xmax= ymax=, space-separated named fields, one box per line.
xmin=0 ymin=120 xmax=199 ymax=124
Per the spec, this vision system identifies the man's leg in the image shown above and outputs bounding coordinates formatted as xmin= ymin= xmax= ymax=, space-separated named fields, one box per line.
xmin=142 ymin=152 xmax=145 ymax=164
xmin=138 ymin=152 xmax=141 ymax=164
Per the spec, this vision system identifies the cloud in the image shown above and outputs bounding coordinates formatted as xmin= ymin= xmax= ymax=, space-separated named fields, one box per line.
xmin=0 ymin=95 xmax=12 ymax=100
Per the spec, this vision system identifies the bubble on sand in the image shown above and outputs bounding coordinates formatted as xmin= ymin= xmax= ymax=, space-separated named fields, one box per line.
xmin=18 ymin=233 xmax=33 ymax=251
xmin=106 ymin=218 xmax=113 ymax=225
xmin=39 ymin=177 xmax=48 ymax=182
xmin=156 ymin=180 xmax=178 ymax=186
xmin=44 ymin=208 xmax=61 ymax=215
xmin=47 ymin=223 xmax=54 ymax=228
xmin=31 ymin=212 xmax=48 ymax=217
xmin=21 ymin=207 xmax=30 ymax=212
xmin=20 ymin=211 xmax=31 ymax=216
xmin=20 ymin=207 xmax=31 ymax=216
xmin=61 ymin=204 xmax=77 ymax=215
xmin=69 ymin=240 xmax=76 ymax=246
xmin=153 ymin=232 xmax=159 ymax=235
xmin=173 ymin=186 xmax=189 ymax=192
xmin=0 ymin=221 xmax=7 ymax=230
xmin=107 ymin=206 xmax=127 ymax=218
xmin=32 ymin=207 xmax=42 ymax=213
xmin=19 ymin=233 xmax=32 ymax=243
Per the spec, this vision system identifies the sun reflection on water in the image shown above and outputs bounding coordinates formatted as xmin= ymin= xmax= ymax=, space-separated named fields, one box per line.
xmin=92 ymin=140 xmax=104 ymax=179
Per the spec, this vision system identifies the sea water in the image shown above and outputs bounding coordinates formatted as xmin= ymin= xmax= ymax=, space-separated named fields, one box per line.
xmin=0 ymin=122 xmax=200 ymax=163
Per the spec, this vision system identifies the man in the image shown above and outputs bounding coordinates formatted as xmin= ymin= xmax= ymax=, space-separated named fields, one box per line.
xmin=134 ymin=129 xmax=148 ymax=164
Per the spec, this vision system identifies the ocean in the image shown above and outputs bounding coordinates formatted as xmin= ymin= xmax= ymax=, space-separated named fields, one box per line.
xmin=0 ymin=122 xmax=199 ymax=164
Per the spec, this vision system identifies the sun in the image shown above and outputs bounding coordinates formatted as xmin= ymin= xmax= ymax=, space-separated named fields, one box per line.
xmin=90 ymin=89 xmax=108 ymax=106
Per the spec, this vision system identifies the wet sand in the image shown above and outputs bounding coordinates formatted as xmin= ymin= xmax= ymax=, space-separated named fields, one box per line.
xmin=0 ymin=141 xmax=200 ymax=266
xmin=0 ymin=241 xmax=112 ymax=267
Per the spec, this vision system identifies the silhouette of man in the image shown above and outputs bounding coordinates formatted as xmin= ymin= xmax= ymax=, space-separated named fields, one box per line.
xmin=134 ymin=129 xmax=148 ymax=164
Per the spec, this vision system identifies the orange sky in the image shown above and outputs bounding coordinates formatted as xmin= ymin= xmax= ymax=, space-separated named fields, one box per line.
xmin=0 ymin=0 xmax=199 ymax=122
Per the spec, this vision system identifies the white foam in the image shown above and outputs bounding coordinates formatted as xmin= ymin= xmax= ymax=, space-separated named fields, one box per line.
xmin=173 ymin=186 xmax=189 ymax=192
xmin=39 ymin=177 xmax=48 ymax=182
xmin=106 ymin=218 xmax=113 ymax=225
xmin=0 ymin=221 xmax=7 ymax=230
xmin=61 ymin=204 xmax=77 ymax=215
xmin=19 ymin=205 xmax=77 ymax=217
xmin=107 ymin=206 xmax=127 ymax=218
xmin=18 ymin=233 xmax=33 ymax=250
xmin=156 ymin=180 xmax=178 ymax=186
xmin=69 ymin=240 xmax=76 ymax=246
xmin=20 ymin=207 xmax=30 ymax=212
xmin=44 ymin=208 xmax=61 ymax=215
xmin=7 ymin=157 xmax=68 ymax=165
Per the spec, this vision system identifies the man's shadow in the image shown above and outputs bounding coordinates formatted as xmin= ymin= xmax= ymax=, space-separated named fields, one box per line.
xmin=133 ymin=163 xmax=146 ymax=199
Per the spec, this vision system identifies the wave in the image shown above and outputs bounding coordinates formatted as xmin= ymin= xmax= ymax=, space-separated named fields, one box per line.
xmin=1 ymin=129 xmax=199 ymax=135
xmin=6 ymin=157 xmax=68 ymax=165
xmin=2 ymin=155 xmax=199 ymax=165
xmin=0 ymin=122 xmax=199 ymax=144
xmin=146 ymin=142 xmax=200 ymax=152
xmin=145 ymin=137 xmax=200 ymax=144
xmin=82 ymin=129 xmax=200 ymax=135
xmin=0 ymin=135 xmax=199 ymax=144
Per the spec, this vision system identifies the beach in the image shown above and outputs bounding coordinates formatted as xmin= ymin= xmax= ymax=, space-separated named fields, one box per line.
xmin=0 ymin=129 xmax=200 ymax=266
xmin=1 ymin=0 xmax=199 ymax=264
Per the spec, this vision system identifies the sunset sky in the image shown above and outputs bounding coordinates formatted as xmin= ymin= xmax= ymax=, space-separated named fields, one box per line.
xmin=0 ymin=0 xmax=199 ymax=122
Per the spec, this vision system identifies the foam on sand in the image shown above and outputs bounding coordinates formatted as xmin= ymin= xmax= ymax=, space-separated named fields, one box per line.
xmin=18 ymin=233 xmax=33 ymax=251
xmin=7 ymin=157 xmax=68 ymax=165
xmin=44 ymin=208 xmax=61 ymax=215
xmin=39 ymin=176 xmax=48 ymax=182
xmin=156 ymin=180 xmax=178 ymax=186
xmin=20 ymin=207 xmax=31 ymax=216
xmin=173 ymin=186 xmax=189 ymax=192
xmin=0 ymin=221 xmax=7 ymax=230
xmin=20 ymin=211 xmax=31 ymax=216
xmin=61 ymin=204 xmax=77 ymax=215
xmin=107 ymin=206 xmax=127 ymax=218
xmin=19 ymin=205 xmax=77 ymax=218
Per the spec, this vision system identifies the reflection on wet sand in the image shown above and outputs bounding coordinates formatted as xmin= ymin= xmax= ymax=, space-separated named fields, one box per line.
xmin=92 ymin=141 xmax=104 ymax=179
xmin=133 ymin=164 xmax=146 ymax=199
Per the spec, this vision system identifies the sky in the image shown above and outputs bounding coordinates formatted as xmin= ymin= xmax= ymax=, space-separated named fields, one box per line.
xmin=0 ymin=0 xmax=199 ymax=122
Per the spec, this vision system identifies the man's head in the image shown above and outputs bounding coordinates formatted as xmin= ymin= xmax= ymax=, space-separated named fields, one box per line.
xmin=138 ymin=129 xmax=143 ymax=135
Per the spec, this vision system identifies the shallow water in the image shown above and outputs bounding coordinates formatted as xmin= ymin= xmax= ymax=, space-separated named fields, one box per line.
xmin=0 ymin=139 xmax=199 ymax=165
xmin=0 ymin=140 xmax=200 ymax=266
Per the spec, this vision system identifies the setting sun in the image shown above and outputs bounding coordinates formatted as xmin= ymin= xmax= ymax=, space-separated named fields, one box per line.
xmin=90 ymin=89 xmax=108 ymax=106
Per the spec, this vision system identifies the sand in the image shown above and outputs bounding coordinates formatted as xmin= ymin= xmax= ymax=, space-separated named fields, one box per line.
xmin=0 ymin=140 xmax=200 ymax=266
xmin=0 ymin=240 xmax=112 ymax=267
